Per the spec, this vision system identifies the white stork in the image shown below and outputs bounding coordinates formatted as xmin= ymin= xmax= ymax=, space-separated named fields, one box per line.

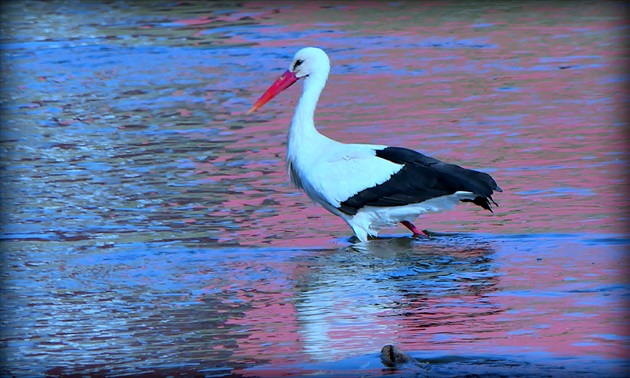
xmin=247 ymin=47 xmax=502 ymax=242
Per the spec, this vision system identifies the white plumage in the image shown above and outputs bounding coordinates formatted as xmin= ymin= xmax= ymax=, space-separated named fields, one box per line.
xmin=248 ymin=47 xmax=502 ymax=242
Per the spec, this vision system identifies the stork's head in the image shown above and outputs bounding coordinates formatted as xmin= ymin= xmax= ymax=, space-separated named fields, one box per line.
xmin=247 ymin=47 xmax=330 ymax=114
xmin=289 ymin=47 xmax=330 ymax=79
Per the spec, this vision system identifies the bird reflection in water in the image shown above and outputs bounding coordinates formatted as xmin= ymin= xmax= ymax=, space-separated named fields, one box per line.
xmin=292 ymin=234 xmax=503 ymax=362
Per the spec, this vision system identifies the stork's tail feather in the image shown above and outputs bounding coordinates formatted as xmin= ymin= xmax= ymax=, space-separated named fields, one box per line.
xmin=461 ymin=194 xmax=499 ymax=212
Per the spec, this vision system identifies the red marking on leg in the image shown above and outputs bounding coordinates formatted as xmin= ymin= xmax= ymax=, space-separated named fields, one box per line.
xmin=401 ymin=221 xmax=428 ymax=238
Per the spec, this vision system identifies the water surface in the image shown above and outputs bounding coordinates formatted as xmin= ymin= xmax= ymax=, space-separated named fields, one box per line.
xmin=1 ymin=1 xmax=628 ymax=377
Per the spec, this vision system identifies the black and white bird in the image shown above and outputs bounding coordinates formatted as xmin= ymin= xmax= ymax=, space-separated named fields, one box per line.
xmin=247 ymin=47 xmax=502 ymax=242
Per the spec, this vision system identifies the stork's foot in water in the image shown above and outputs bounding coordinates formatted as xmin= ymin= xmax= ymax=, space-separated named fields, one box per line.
xmin=401 ymin=221 xmax=429 ymax=238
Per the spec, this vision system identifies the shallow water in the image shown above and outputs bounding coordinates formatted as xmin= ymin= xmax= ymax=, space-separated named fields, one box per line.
xmin=1 ymin=1 xmax=629 ymax=377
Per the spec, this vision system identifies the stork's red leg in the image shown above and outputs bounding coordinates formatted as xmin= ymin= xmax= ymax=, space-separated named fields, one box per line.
xmin=400 ymin=220 xmax=428 ymax=238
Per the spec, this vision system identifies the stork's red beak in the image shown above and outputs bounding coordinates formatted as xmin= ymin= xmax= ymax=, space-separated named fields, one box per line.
xmin=247 ymin=70 xmax=299 ymax=114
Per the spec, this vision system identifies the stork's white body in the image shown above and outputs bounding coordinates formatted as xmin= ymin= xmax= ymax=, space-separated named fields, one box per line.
xmin=287 ymin=130 xmax=476 ymax=241
xmin=249 ymin=47 xmax=501 ymax=242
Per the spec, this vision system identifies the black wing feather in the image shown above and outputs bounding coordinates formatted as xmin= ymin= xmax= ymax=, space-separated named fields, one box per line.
xmin=338 ymin=147 xmax=502 ymax=216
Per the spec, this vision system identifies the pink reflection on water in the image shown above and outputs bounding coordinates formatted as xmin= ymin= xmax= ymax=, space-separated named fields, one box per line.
xmin=198 ymin=0 xmax=628 ymax=246
xmin=212 ymin=240 xmax=628 ymax=373
xmin=218 ymin=258 xmax=312 ymax=373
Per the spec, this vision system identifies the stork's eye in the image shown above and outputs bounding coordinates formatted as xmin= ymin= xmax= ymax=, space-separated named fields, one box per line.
xmin=293 ymin=59 xmax=304 ymax=70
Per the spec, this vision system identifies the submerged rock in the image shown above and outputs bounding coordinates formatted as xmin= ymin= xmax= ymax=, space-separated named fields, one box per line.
xmin=380 ymin=344 xmax=427 ymax=372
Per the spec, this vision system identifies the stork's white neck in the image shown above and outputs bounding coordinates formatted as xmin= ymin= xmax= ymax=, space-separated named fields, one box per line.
xmin=287 ymin=72 xmax=330 ymax=162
